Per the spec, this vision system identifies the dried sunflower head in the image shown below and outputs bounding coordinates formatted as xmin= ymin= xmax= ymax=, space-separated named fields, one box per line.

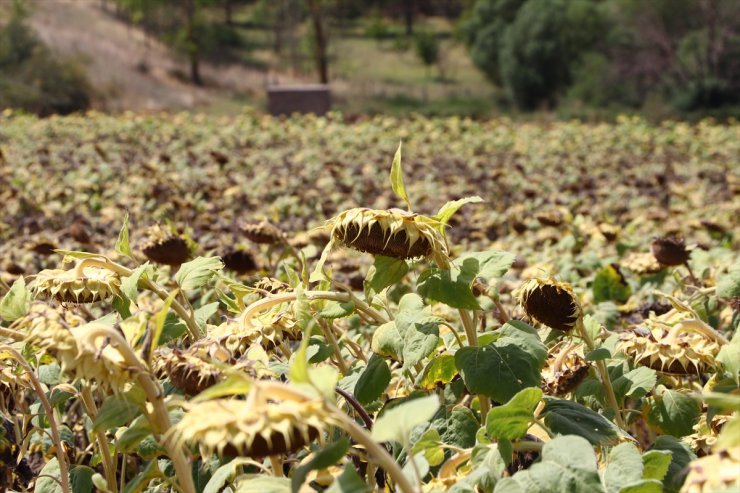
xmin=210 ymin=309 xmax=299 ymax=356
xmin=254 ymin=277 xmax=291 ymax=295
xmin=617 ymin=311 xmax=721 ymax=375
xmin=327 ymin=208 xmax=446 ymax=261
xmin=683 ymin=413 xmax=729 ymax=457
xmin=141 ymin=225 xmax=190 ymax=266
xmin=681 ymin=448 xmax=740 ymax=493
xmin=157 ymin=340 xmax=238 ymax=396
xmin=515 ymin=278 xmax=582 ymax=332
xmin=32 ymin=265 xmax=122 ymax=304
xmin=622 ymin=252 xmax=665 ymax=276
xmin=541 ymin=345 xmax=590 ymax=396
xmin=651 ymin=236 xmax=690 ymax=266
xmin=19 ymin=305 xmax=132 ymax=390
xmin=242 ymin=220 xmax=284 ymax=245
xmin=221 ymin=249 xmax=257 ymax=274
xmin=173 ymin=391 xmax=328 ymax=458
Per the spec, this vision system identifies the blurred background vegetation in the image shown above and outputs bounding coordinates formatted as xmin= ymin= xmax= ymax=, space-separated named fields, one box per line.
xmin=0 ymin=0 xmax=738 ymax=119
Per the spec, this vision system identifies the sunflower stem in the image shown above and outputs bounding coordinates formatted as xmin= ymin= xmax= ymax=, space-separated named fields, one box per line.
xmin=574 ymin=318 xmax=625 ymax=429
xmin=80 ymin=326 xmax=196 ymax=493
xmin=665 ymin=319 xmax=729 ymax=345
xmin=80 ymin=387 xmax=118 ymax=493
xmin=319 ymin=319 xmax=349 ymax=375
xmin=0 ymin=346 xmax=71 ymax=493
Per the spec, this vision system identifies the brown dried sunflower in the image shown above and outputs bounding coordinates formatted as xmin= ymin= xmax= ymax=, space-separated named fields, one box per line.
xmin=210 ymin=309 xmax=299 ymax=356
xmin=32 ymin=265 xmax=122 ymax=304
xmin=221 ymin=249 xmax=257 ymax=274
xmin=651 ymin=236 xmax=690 ymax=266
xmin=541 ymin=344 xmax=590 ymax=396
xmin=242 ymin=220 xmax=284 ymax=245
xmin=173 ymin=390 xmax=328 ymax=458
xmin=141 ymin=225 xmax=190 ymax=266
xmin=622 ymin=252 xmax=665 ymax=276
xmin=514 ymin=278 xmax=582 ymax=332
xmin=157 ymin=341 xmax=238 ymax=396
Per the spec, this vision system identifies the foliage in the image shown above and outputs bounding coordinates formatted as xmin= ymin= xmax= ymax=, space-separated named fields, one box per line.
xmin=0 ymin=112 xmax=738 ymax=492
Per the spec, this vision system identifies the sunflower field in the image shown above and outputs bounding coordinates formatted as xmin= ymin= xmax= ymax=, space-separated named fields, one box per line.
xmin=0 ymin=110 xmax=738 ymax=493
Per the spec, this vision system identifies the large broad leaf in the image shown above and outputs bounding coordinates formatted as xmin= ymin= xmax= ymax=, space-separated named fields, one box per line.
xmin=412 ymin=428 xmax=445 ymax=466
xmin=603 ymin=443 xmax=644 ymax=493
xmin=372 ymin=395 xmax=440 ymax=443
xmin=234 ymin=476 xmax=291 ymax=493
xmin=417 ymin=267 xmax=480 ymax=309
xmin=493 ymin=435 xmax=605 ymax=493
xmin=646 ymin=389 xmax=701 ymax=437
xmin=371 ymin=294 xmax=440 ymax=364
xmin=716 ymin=260 xmax=740 ymax=298
xmin=292 ymin=439 xmax=350 ymax=491
xmin=641 ymin=450 xmax=672 ymax=481
xmin=452 ymin=250 xmax=516 ymax=284
xmin=542 ymin=398 xmax=626 ymax=446
xmin=0 ymin=276 xmax=31 ymax=321
xmin=175 ymin=256 xmax=224 ymax=290
xmin=455 ymin=321 xmax=546 ymax=403
xmin=592 ymin=265 xmax=632 ymax=303
xmin=611 ymin=367 xmax=657 ymax=401
xmin=93 ymin=395 xmax=141 ymax=432
xmin=194 ymin=302 xmax=220 ymax=330
xmin=365 ymin=255 xmax=409 ymax=296
xmin=418 ymin=251 xmax=515 ymax=309
xmin=35 ymin=458 xmax=65 ymax=493
xmin=649 ymin=436 xmax=695 ymax=493
xmin=486 ymin=387 xmax=542 ymax=441
xmin=389 ymin=141 xmax=410 ymax=209
xmin=120 ymin=263 xmax=151 ymax=302
xmin=354 ymin=354 xmax=391 ymax=405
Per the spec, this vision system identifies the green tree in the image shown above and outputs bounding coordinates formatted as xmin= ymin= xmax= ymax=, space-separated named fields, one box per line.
xmin=415 ymin=31 xmax=440 ymax=76
xmin=462 ymin=0 xmax=605 ymax=110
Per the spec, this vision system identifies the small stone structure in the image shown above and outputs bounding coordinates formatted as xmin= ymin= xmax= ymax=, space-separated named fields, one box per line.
xmin=267 ymin=84 xmax=331 ymax=116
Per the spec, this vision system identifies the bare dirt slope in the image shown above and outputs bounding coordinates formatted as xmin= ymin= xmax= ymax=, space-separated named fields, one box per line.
xmin=27 ymin=0 xmax=289 ymax=112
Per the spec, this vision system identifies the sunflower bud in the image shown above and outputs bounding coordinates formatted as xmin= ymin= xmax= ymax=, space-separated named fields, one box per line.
xmin=515 ymin=278 xmax=582 ymax=332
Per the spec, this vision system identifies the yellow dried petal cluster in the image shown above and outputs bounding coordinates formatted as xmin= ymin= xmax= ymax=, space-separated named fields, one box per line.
xmin=541 ymin=347 xmax=590 ymax=396
xmin=621 ymin=252 xmax=664 ymax=275
xmin=210 ymin=309 xmax=299 ymax=355
xmin=617 ymin=309 xmax=721 ymax=375
xmin=174 ymin=397 xmax=327 ymax=458
xmin=32 ymin=266 xmax=122 ymax=304
xmin=514 ymin=277 xmax=582 ymax=332
xmin=683 ymin=414 xmax=729 ymax=457
xmin=19 ymin=304 xmax=133 ymax=390
xmin=681 ymin=448 xmax=740 ymax=493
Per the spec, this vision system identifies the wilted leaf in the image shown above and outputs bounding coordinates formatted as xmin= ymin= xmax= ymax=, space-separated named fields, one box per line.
xmin=115 ymin=211 xmax=133 ymax=258
xmin=0 ymin=276 xmax=31 ymax=321
xmin=592 ymin=265 xmax=632 ymax=303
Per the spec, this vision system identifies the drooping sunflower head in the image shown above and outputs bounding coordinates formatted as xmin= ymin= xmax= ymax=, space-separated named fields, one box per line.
xmin=617 ymin=311 xmax=721 ymax=375
xmin=173 ymin=387 xmax=328 ymax=458
xmin=330 ymin=208 xmax=447 ymax=260
xmin=651 ymin=236 xmax=690 ymax=266
xmin=681 ymin=448 xmax=740 ymax=493
xmin=32 ymin=265 xmax=122 ymax=304
xmin=141 ymin=225 xmax=190 ymax=266
xmin=157 ymin=340 xmax=238 ymax=396
xmin=210 ymin=309 xmax=299 ymax=356
xmin=254 ymin=277 xmax=291 ymax=295
xmin=221 ymin=249 xmax=258 ymax=275
xmin=621 ymin=252 xmax=665 ymax=276
xmin=541 ymin=344 xmax=590 ymax=396
xmin=515 ymin=277 xmax=582 ymax=332
xmin=242 ymin=220 xmax=284 ymax=245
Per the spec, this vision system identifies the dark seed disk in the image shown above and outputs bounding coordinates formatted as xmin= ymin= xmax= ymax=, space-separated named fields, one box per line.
xmin=523 ymin=284 xmax=578 ymax=331
xmin=338 ymin=222 xmax=431 ymax=259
